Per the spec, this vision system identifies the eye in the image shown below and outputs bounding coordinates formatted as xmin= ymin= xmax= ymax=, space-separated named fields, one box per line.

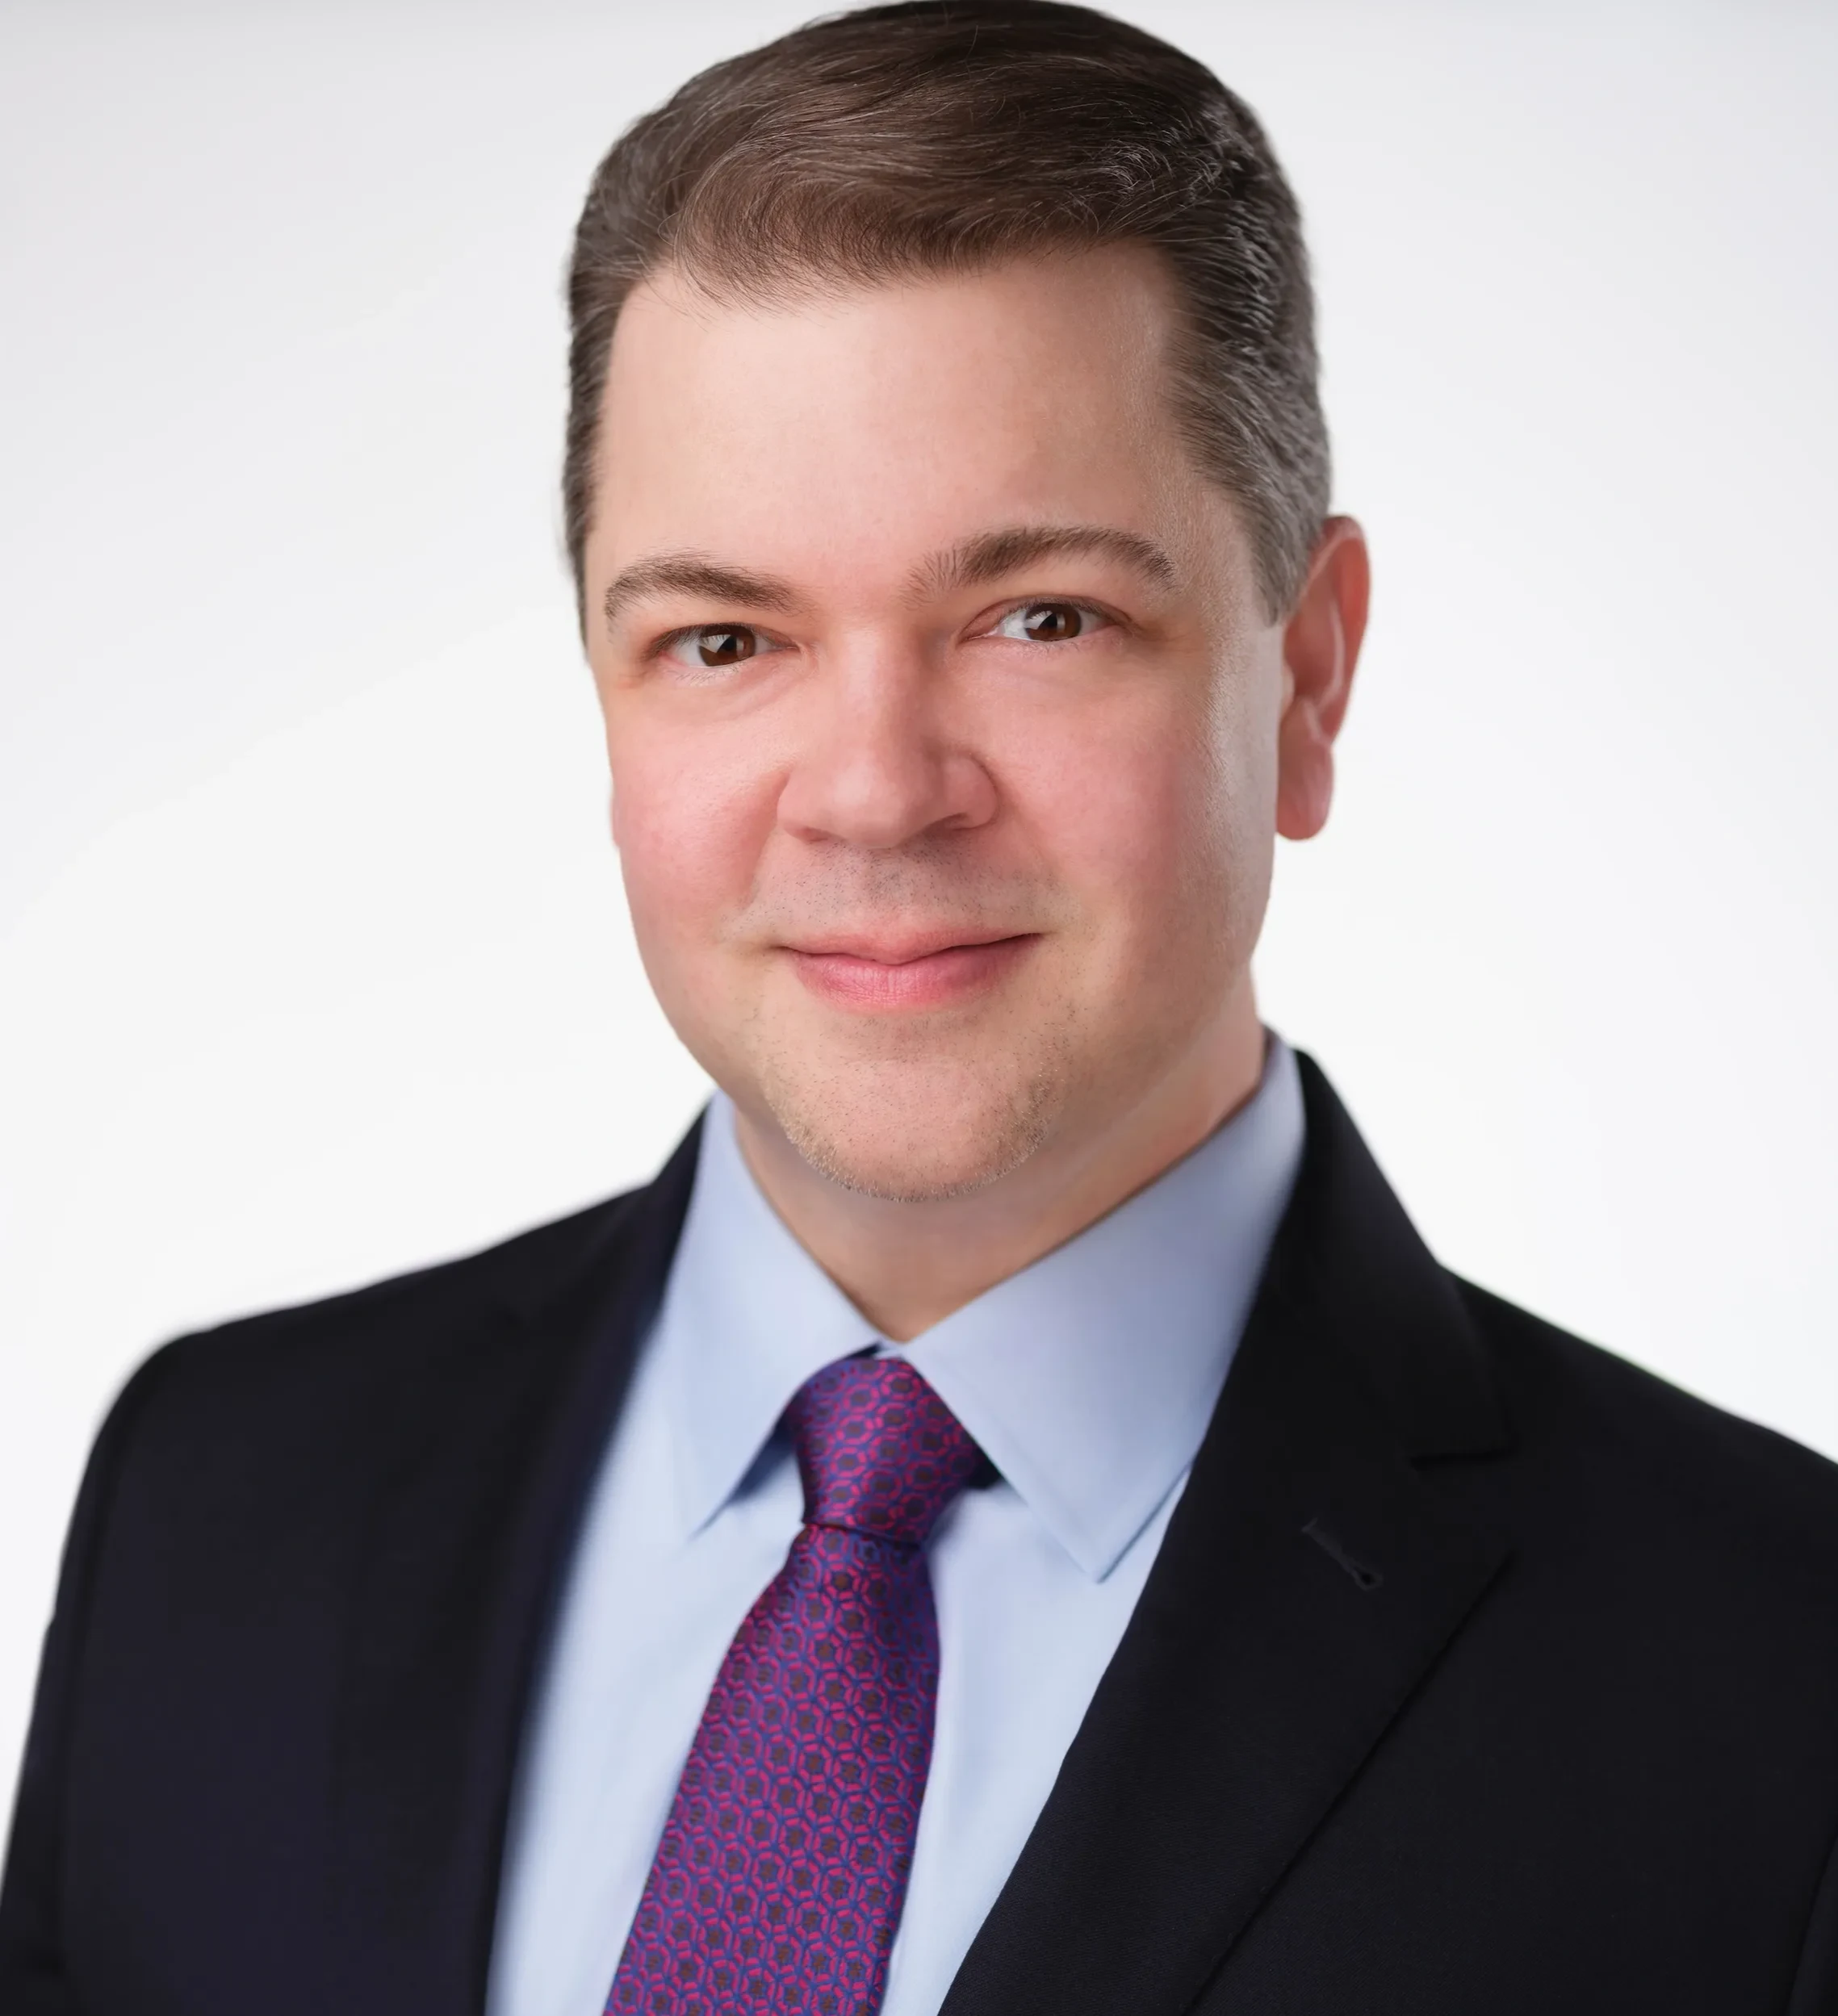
xmin=660 ymin=624 xmax=779 ymax=670
xmin=989 ymin=601 xmax=1107 ymax=644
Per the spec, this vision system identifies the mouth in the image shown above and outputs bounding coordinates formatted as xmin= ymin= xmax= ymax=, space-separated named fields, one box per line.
xmin=781 ymin=930 xmax=1040 ymax=1011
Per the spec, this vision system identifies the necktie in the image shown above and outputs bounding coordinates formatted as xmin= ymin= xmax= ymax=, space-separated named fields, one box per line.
xmin=606 ymin=1353 xmax=982 ymax=2016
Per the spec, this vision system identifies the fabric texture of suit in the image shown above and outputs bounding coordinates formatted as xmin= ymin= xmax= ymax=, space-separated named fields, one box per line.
xmin=4 ymin=1054 xmax=1838 ymax=2014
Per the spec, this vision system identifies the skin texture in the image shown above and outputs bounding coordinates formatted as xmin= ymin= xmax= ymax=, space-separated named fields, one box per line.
xmin=584 ymin=245 xmax=1368 ymax=1339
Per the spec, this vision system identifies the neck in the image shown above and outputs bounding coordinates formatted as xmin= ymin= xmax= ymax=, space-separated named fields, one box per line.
xmin=731 ymin=982 xmax=1267 ymax=1341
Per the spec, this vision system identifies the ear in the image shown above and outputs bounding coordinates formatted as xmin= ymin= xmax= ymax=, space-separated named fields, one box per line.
xmin=1275 ymin=515 xmax=1370 ymax=842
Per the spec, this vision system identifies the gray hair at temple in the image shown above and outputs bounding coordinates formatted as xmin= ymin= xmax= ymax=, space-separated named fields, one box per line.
xmin=562 ymin=0 xmax=1330 ymax=627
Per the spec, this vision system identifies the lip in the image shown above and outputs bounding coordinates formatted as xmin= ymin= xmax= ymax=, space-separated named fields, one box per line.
xmin=783 ymin=931 xmax=1039 ymax=1011
xmin=785 ymin=924 xmax=1021 ymax=964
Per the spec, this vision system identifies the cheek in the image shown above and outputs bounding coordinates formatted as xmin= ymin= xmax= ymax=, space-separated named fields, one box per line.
xmin=1012 ymin=677 xmax=1271 ymax=945
xmin=608 ymin=720 xmax=776 ymax=952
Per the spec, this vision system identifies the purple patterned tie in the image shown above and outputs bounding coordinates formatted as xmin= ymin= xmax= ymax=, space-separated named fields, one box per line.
xmin=606 ymin=1353 xmax=982 ymax=2016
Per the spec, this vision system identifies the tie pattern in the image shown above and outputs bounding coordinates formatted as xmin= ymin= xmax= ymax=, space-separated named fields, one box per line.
xmin=606 ymin=1353 xmax=982 ymax=2016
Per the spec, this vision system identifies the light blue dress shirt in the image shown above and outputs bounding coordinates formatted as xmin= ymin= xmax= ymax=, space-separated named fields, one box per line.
xmin=488 ymin=1037 xmax=1305 ymax=2016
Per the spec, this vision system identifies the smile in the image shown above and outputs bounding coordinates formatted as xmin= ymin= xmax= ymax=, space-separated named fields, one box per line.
xmin=784 ymin=933 xmax=1040 ymax=1011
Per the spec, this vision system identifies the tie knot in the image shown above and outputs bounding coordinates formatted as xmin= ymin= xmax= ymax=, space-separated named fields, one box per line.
xmin=785 ymin=1355 xmax=982 ymax=1546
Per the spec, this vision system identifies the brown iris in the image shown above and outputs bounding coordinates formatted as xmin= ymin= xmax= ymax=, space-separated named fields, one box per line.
xmin=1019 ymin=603 xmax=1084 ymax=642
xmin=695 ymin=625 xmax=758 ymax=667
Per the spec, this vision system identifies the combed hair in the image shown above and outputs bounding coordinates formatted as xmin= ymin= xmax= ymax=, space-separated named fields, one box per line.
xmin=563 ymin=0 xmax=1329 ymax=621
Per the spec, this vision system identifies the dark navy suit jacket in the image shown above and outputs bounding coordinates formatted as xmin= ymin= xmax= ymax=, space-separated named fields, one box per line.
xmin=5 ymin=1056 xmax=1838 ymax=2013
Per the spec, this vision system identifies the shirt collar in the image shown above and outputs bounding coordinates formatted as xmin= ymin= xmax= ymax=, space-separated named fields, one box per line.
xmin=652 ymin=1036 xmax=1304 ymax=1580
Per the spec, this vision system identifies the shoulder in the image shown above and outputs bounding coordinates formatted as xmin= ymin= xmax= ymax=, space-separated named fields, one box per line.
xmin=104 ymin=1184 xmax=655 ymax=1479
xmin=1454 ymin=1277 xmax=1838 ymax=1587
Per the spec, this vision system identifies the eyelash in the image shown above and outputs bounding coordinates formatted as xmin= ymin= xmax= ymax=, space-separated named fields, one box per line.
xmin=647 ymin=598 xmax=1117 ymax=671
xmin=983 ymin=599 xmax=1112 ymax=643
xmin=650 ymin=624 xmax=790 ymax=675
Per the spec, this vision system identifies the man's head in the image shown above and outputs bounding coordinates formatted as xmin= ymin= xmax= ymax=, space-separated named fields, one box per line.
xmin=568 ymin=1 xmax=1367 ymax=1207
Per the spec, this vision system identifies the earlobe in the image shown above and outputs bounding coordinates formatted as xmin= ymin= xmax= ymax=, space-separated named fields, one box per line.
xmin=1275 ymin=516 xmax=1370 ymax=843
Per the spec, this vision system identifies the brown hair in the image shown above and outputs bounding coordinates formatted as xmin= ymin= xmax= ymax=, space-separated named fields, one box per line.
xmin=563 ymin=0 xmax=1329 ymax=621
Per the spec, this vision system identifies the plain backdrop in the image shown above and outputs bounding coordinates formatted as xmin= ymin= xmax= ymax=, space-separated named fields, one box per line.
xmin=2 ymin=0 xmax=1835 ymax=1794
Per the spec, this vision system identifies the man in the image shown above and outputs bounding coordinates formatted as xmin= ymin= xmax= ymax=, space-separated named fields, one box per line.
xmin=4 ymin=2 xmax=1837 ymax=2010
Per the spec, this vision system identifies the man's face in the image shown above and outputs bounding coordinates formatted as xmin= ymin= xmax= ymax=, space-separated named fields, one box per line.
xmin=585 ymin=246 xmax=1291 ymax=1200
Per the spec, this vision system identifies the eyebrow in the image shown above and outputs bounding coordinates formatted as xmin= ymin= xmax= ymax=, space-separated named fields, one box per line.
xmin=915 ymin=523 xmax=1179 ymax=599
xmin=601 ymin=552 xmax=802 ymax=629
xmin=600 ymin=521 xmax=1178 ymax=634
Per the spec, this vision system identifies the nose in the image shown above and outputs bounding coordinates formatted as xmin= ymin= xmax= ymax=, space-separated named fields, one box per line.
xmin=775 ymin=640 xmax=997 ymax=851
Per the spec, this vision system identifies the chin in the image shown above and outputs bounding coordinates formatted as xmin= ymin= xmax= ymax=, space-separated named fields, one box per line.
xmin=756 ymin=1048 xmax=1066 ymax=1202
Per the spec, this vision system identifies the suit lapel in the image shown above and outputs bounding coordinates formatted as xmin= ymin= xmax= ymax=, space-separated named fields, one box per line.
xmin=940 ymin=1059 xmax=1513 ymax=2016
xmin=316 ymin=1059 xmax=1505 ymax=2015
xmin=323 ymin=1123 xmax=702 ymax=2016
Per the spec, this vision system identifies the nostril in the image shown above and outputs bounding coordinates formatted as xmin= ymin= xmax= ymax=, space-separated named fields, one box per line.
xmin=1302 ymin=1516 xmax=1383 ymax=1591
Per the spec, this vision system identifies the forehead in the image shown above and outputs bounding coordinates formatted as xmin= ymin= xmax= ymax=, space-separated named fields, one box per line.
xmin=589 ymin=246 xmax=1214 ymax=592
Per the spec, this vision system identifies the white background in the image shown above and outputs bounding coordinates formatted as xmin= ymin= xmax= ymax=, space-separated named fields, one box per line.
xmin=2 ymin=1 xmax=1834 ymax=1792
